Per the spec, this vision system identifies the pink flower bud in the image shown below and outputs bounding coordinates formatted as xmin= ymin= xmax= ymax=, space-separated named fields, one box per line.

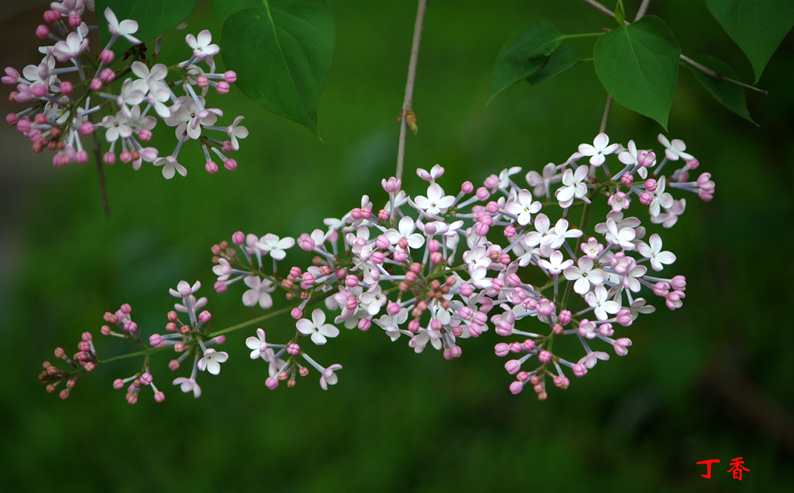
xmin=459 ymin=180 xmax=473 ymax=193
xmin=100 ymin=68 xmax=116 ymax=83
xmin=43 ymin=10 xmax=60 ymax=23
xmin=103 ymin=151 xmax=116 ymax=165
xmin=509 ymin=381 xmax=524 ymax=395
xmin=224 ymin=71 xmax=237 ymax=83
xmin=154 ymin=391 xmax=165 ymax=403
xmin=168 ymin=360 xmax=180 ymax=371
xmin=265 ymin=377 xmax=279 ymax=390
xmin=371 ymin=251 xmax=385 ymax=264
xmin=140 ymin=372 xmax=153 ymax=385
xmin=616 ymin=308 xmax=632 ymax=326
xmin=598 ymin=323 xmax=614 ymax=337
xmin=381 ymin=177 xmax=401 ymax=193
xmin=90 ymin=78 xmax=103 ymax=91
xmin=68 ymin=13 xmax=81 ymax=27
xmin=149 ymin=334 xmax=164 ymax=347
xmin=554 ymin=375 xmax=570 ymax=389
xmin=538 ymin=350 xmax=552 ymax=363
xmin=100 ymin=49 xmax=115 ymax=64
xmin=358 ymin=318 xmax=371 ymax=331
xmin=494 ymin=342 xmax=510 ymax=357
xmin=224 ymin=158 xmax=237 ymax=170
xmin=197 ymin=75 xmax=209 ymax=88
xmin=558 ymin=309 xmax=572 ymax=325
xmin=113 ymin=378 xmax=125 ymax=390
xmin=475 ymin=187 xmax=490 ymax=201
xmin=671 ymin=275 xmax=686 ymax=290
xmin=614 ymin=337 xmax=632 ymax=356
xmin=522 ymin=339 xmax=536 ymax=352
xmin=639 ymin=192 xmax=652 ymax=205
xmin=572 ymin=363 xmax=587 ymax=377
xmin=216 ymin=81 xmax=230 ymax=95
xmin=474 ymin=222 xmax=489 ymax=236
xmin=203 ymin=161 xmax=218 ymax=174
xmin=687 ymin=158 xmax=699 ymax=170
xmin=31 ymin=84 xmax=46 ymax=98
xmin=621 ymin=173 xmax=634 ymax=186
xmin=36 ymin=24 xmax=50 ymax=39
xmin=429 ymin=252 xmax=443 ymax=264
xmin=408 ymin=320 xmax=420 ymax=333
xmin=287 ymin=342 xmax=300 ymax=355
xmin=484 ymin=174 xmax=499 ymax=189
xmin=393 ymin=249 xmax=407 ymax=263
xmin=486 ymin=201 xmax=499 ymax=214
xmin=644 ymin=178 xmax=657 ymax=192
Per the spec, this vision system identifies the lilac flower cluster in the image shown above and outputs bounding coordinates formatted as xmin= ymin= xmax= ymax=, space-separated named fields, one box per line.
xmin=207 ymin=133 xmax=714 ymax=399
xmin=3 ymin=0 xmax=247 ymax=177
xmin=41 ymin=133 xmax=714 ymax=402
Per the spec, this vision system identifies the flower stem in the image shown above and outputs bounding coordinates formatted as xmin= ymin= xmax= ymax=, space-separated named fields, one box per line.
xmin=89 ymin=115 xmax=110 ymax=217
xmin=396 ymin=0 xmax=428 ymax=182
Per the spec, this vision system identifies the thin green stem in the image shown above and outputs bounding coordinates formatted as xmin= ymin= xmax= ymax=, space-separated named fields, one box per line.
xmin=559 ymin=33 xmax=603 ymax=41
xmin=396 ymin=0 xmax=428 ymax=181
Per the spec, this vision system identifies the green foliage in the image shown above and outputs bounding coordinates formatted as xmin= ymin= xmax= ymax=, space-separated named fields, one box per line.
xmin=221 ymin=0 xmax=335 ymax=135
xmin=526 ymin=45 xmax=581 ymax=86
xmin=209 ymin=0 xmax=260 ymax=21
xmin=96 ymin=0 xmax=199 ymax=53
xmin=687 ymin=54 xmax=757 ymax=125
xmin=705 ymin=0 xmax=794 ymax=82
xmin=593 ymin=16 xmax=680 ymax=129
xmin=614 ymin=0 xmax=626 ymax=26
xmin=489 ymin=20 xmax=564 ymax=102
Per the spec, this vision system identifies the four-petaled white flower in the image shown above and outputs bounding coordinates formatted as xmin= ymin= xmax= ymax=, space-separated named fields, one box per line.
xmin=658 ymin=134 xmax=694 ymax=161
xmin=198 ymin=348 xmax=228 ymax=375
xmin=242 ymin=276 xmax=275 ymax=309
xmin=154 ymin=156 xmax=187 ymax=179
xmin=604 ymin=217 xmax=636 ymax=250
xmin=555 ymin=165 xmax=590 ymax=208
xmin=172 ymin=377 xmax=201 ymax=398
xmin=417 ymin=164 xmax=445 ymax=182
xmin=563 ymin=256 xmax=605 ymax=294
xmin=245 ymin=328 xmax=274 ymax=360
xmin=52 ymin=31 xmax=89 ymax=62
xmin=104 ymin=7 xmax=141 ymax=44
xmin=320 ymin=364 xmax=343 ymax=390
xmin=414 ymin=183 xmax=455 ymax=215
xmin=526 ymin=163 xmax=559 ymax=198
xmin=638 ymin=233 xmax=676 ymax=271
xmin=385 ymin=216 xmax=425 ymax=250
xmin=297 ymin=309 xmax=340 ymax=345
xmin=538 ymin=250 xmax=573 ymax=275
xmin=584 ymin=285 xmax=621 ymax=321
xmin=505 ymin=189 xmax=542 ymax=226
xmin=169 ymin=280 xmax=201 ymax=299
xmin=255 ymin=234 xmax=295 ymax=260
xmin=227 ymin=116 xmax=249 ymax=150
xmin=186 ymin=30 xmax=220 ymax=59
xmin=578 ymin=133 xmax=619 ymax=166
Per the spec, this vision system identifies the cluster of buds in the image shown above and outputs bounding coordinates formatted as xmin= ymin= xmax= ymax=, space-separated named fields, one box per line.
xmin=39 ymin=331 xmax=98 ymax=400
xmin=3 ymin=0 xmax=247 ymax=177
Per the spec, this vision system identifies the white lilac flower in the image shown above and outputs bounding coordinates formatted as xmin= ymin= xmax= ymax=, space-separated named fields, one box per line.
xmin=414 ymin=183 xmax=455 ymax=215
xmin=658 ymin=134 xmax=694 ymax=161
xmin=297 ymin=309 xmax=340 ymax=345
xmin=555 ymin=165 xmax=589 ymax=208
xmin=198 ymin=349 xmax=228 ymax=375
xmin=320 ymin=364 xmax=342 ymax=390
xmin=417 ymin=164 xmax=444 ymax=182
xmin=154 ymin=156 xmax=187 ymax=179
xmin=584 ymin=285 xmax=621 ymax=321
xmin=649 ymin=176 xmax=674 ymax=218
xmin=604 ymin=217 xmax=636 ymax=250
xmin=172 ymin=377 xmax=201 ymax=398
xmin=538 ymin=250 xmax=572 ymax=275
xmin=650 ymin=198 xmax=686 ymax=228
xmin=385 ymin=216 xmax=424 ymax=250
xmin=578 ymin=133 xmax=619 ymax=166
xmin=526 ymin=163 xmax=558 ymax=198
xmin=52 ymin=31 xmax=89 ymax=62
xmin=374 ymin=309 xmax=412 ymax=342
xmin=242 ymin=276 xmax=275 ymax=309
xmin=563 ymin=256 xmax=605 ymax=294
xmin=104 ymin=7 xmax=141 ymax=45
xmin=227 ymin=116 xmax=249 ymax=150
xmin=505 ymin=189 xmax=542 ymax=226
xmin=245 ymin=328 xmax=274 ymax=360
xmin=255 ymin=234 xmax=295 ymax=261
xmin=169 ymin=280 xmax=201 ymax=299
xmin=186 ymin=30 xmax=220 ymax=59
xmin=637 ymin=233 xmax=676 ymax=271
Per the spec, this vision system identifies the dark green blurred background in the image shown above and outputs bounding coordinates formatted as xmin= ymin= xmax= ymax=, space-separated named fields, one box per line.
xmin=1 ymin=1 xmax=792 ymax=491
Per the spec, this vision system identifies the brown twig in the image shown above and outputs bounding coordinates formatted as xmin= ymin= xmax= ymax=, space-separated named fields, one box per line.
xmin=396 ymin=0 xmax=428 ymax=182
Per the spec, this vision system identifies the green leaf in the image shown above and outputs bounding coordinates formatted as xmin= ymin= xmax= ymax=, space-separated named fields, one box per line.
xmin=526 ymin=45 xmax=581 ymax=86
xmin=96 ymin=0 xmax=199 ymax=54
xmin=210 ymin=0 xmax=260 ymax=21
xmin=705 ymin=0 xmax=794 ymax=82
xmin=222 ymin=0 xmax=335 ymax=135
xmin=615 ymin=0 xmax=626 ymax=26
xmin=687 ymin=54 xmax=757 ymax=125
xmin=593 ymin=15 xmax=680 ymax=129
xmin=489 ymin=20 xmax=564 ymax=102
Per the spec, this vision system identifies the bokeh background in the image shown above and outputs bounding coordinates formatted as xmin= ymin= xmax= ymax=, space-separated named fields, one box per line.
xmin=1 ymin=0 xmax=792 ymax=491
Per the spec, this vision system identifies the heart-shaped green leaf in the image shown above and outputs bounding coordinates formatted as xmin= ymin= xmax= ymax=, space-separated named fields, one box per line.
xmin=705 ymin=0 xmax=794 ymax=82
xmin=222 ymin=0 xmax=335 ymax=135
xmin=96 ymin=0 xmax=199 ymax=54
xmin=490 ymin=20 xmax=564 ymax=102
xmin=688 ymin=54 xmax=757 ymax=125
xmin=594 ymin=16 xmax=680 ymax=129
